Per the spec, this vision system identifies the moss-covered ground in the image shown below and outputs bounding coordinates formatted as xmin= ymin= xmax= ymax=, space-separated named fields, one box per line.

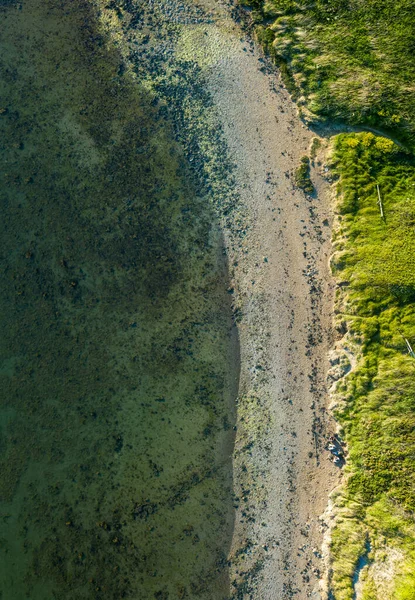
xmin=237 ymin=0 xmax=415 ymax=597
xmin=328 ymin=132 xmax=415 ymax=599
xmin=294 ymin=155 xmax=314 ymax=194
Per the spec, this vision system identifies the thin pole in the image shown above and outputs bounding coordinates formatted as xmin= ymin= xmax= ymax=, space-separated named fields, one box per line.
xmin=398 ymin=330 xmax=415 ymax=359
xmin=376 ymin=184 xmax=384 ymax=218
xmin=405 ymin=338 xmax=415 ymax=359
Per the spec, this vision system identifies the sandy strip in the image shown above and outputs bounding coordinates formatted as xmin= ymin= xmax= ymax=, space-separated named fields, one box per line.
xmin=184 ymin=2 xmax=342 ymax=597
xmin=108 ymin=0 xmax=341 ymax=594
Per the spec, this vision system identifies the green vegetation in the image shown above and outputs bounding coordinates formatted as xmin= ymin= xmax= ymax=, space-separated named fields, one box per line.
xmin=294 ymin=155 xmax=314 ymax=193
xmin=329 ymin=132 xmax=415 ymax=599
xmin=241 ymin=0 xmax=415 ymax=148
xmin=238 ymin=1 xmax=415 ymax=597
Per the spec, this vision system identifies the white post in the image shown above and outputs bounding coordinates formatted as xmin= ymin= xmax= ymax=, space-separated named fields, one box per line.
xmin=376 ymin=184 xmax=384 ymax=218
xmin=405 ymin=338 xmax=415 ymax=359
xmin=399 ymin=330 xmax=415 ymax=359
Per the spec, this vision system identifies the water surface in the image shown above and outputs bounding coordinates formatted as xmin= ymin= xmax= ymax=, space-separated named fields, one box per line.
xmin=0 ymin=1 xmax=238 ymax=598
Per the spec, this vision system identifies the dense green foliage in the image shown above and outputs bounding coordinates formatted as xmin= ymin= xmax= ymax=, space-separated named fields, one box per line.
xmin=242 ymin=0 xmax=415 ymax=147
xmin=329 ymin=133 xmax=415 ymax=599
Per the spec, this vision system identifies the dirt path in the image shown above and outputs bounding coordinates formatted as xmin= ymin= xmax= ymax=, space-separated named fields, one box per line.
xmin=184 ymin=2 xmax=341 ymax=597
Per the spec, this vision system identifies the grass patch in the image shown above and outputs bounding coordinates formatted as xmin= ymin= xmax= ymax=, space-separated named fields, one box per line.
xmin=240 ymin=0 xmax=415 ymax=149
xmin=328 ymin=132 xmax=415 ymax=599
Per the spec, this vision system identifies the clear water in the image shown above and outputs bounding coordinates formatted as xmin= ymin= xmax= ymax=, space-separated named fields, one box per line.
xmin=0 ymin=1 xmax=238 ymax=598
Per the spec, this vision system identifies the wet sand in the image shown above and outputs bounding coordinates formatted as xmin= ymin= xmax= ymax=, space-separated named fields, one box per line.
xmin=157 ymin=0 xmax=341 ymax=596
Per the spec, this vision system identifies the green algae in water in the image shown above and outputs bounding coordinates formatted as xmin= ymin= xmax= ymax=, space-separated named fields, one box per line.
xmin=0 ymin=1 xmax=238 ymax=598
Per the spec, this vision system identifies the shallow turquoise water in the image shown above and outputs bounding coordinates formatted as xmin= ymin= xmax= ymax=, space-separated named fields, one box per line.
xmin=0 ymin=1 xmax=238 ymax=598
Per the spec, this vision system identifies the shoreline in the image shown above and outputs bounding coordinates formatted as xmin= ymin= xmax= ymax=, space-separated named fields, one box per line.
xmin=102 ymin=0 xmax=341 ymax=594
xmin=188 ymin=2 xmax=342 ymax=595
xmin=0 ymin=0 xmax=341 ymax=597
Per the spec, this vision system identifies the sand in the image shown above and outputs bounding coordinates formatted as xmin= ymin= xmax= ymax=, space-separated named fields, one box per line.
xmin=184 ymin=2 xmax=342 ymax=597
xmin=103 ymin=0 xmax=341 ymax=595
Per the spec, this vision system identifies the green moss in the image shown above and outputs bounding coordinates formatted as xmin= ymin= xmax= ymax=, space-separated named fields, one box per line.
xmin=310 ymin=137 xmax=321 ymax=159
